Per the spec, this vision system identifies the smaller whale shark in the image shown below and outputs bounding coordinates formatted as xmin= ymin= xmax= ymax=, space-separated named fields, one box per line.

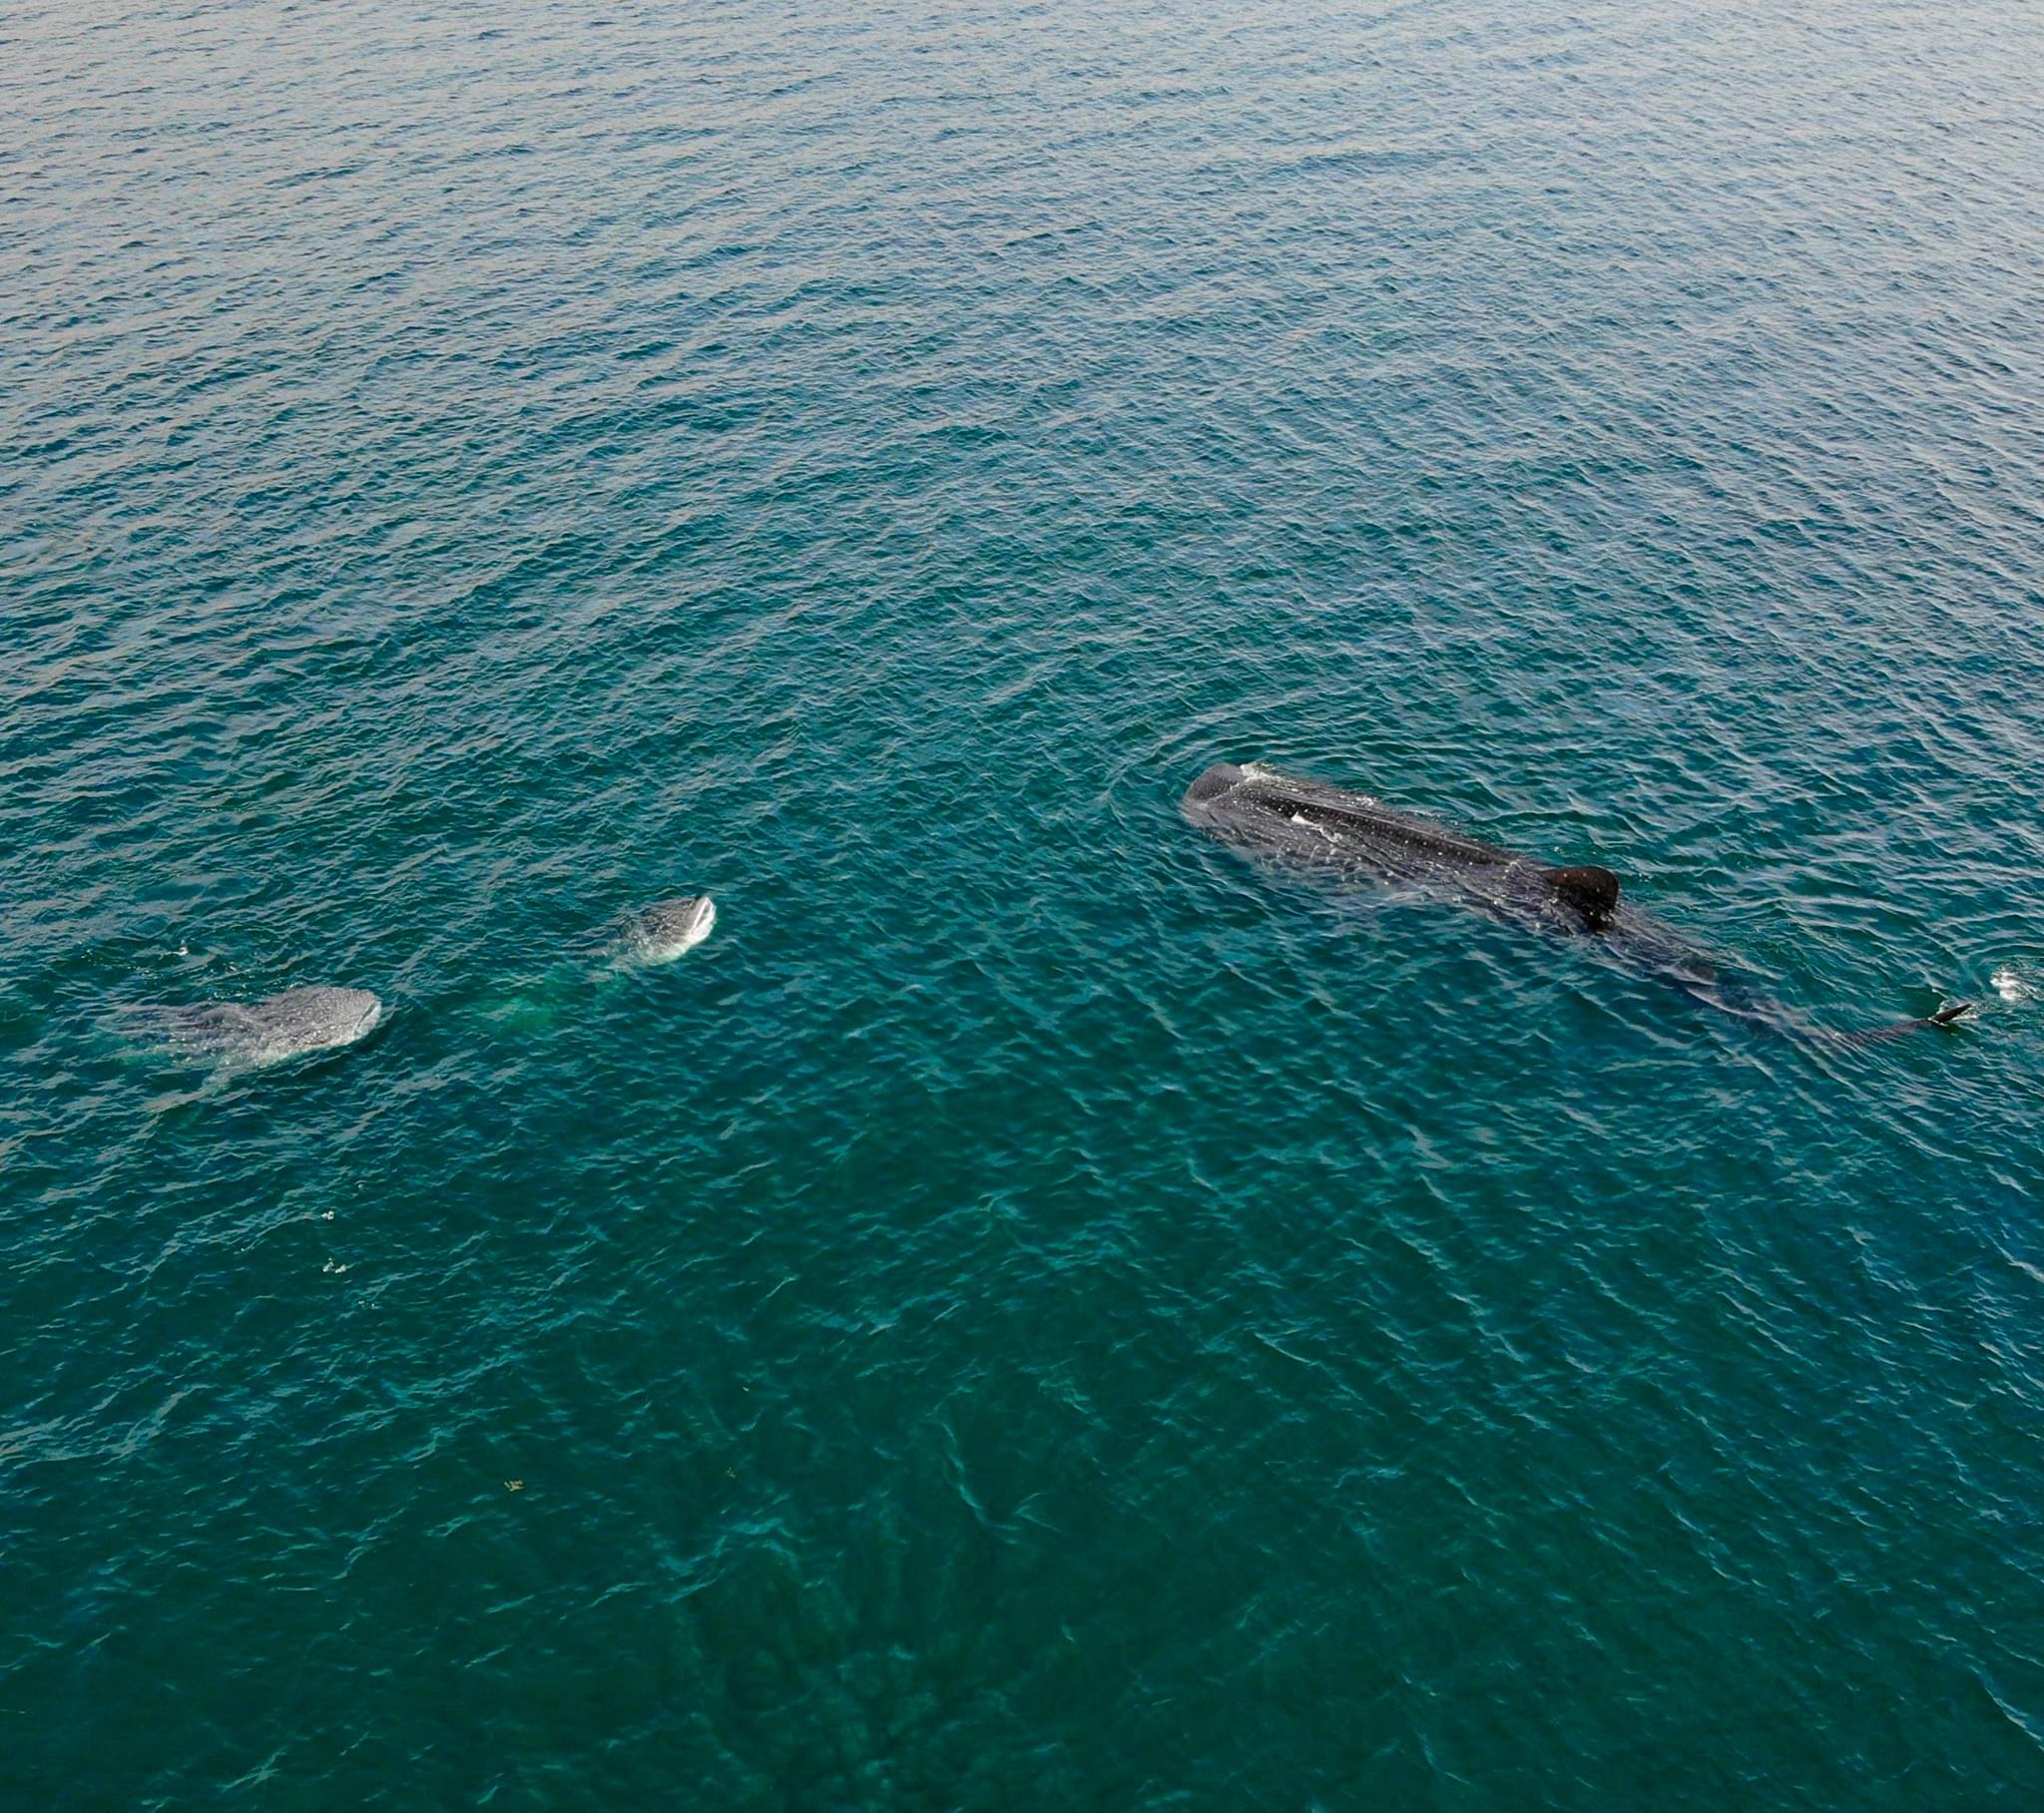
xmin=619 ymin=896 xmax=716 ymax=965
xmin=482 ymin=897 xmax=719 ymax=1029
xmin=145 ymin=985 xmax=385 ymax=1065
xmin=1185 ymin=761 xmax=1974 ymax=1047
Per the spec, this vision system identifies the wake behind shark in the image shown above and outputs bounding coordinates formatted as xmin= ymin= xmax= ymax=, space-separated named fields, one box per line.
xmin=1184 ymin=762 xmax=1973 ymax=1048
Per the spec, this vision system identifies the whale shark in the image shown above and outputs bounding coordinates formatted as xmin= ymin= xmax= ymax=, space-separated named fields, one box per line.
xmin=618 ymin=895 xmax=716 ymax=965
xmin=1184 ymin=761 xmax=1973 ymax=1047
xmin=144 ymin=985 xmax=385 ymax=1066
xmin=477 ymin=895 xmax=718 ymax=1030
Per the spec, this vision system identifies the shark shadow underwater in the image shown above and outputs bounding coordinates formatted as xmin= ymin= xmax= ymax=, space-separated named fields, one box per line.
xmin=1184 ymin=762 xmax=1974 ymax=1048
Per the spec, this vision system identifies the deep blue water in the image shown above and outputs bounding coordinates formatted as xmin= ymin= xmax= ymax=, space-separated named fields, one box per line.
xmin=5 ymin=1 xmax=2044 ymax=1805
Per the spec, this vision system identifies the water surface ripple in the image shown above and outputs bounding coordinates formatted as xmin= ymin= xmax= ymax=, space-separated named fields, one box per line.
xmin=4 ymin=1 xmax=2043 ymax=1805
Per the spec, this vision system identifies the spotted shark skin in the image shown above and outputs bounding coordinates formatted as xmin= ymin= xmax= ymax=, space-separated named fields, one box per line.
xmin=150 ymin=985 xmax=385 ymax=1065
xmin=620 ymin=896 xmax=717 ymax=964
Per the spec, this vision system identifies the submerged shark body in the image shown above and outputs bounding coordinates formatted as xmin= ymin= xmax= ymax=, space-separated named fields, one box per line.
xmin=1184 ymin=762 xmax=1971 ymax=1047
xmin=151 ymin=985 xmax=385 ymax=1065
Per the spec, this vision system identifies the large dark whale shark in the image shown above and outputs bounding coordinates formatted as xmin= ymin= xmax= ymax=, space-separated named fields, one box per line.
xmin=1184 ymin=761 xmax=1973 ymax=1047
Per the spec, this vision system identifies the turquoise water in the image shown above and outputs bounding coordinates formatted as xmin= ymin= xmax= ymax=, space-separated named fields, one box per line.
xmin=5 ymin=0 xmax=2044 ymax=1803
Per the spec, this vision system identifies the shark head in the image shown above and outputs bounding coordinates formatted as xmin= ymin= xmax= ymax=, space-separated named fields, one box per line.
xmin=628 ymin=895 xmax=717 ymax=963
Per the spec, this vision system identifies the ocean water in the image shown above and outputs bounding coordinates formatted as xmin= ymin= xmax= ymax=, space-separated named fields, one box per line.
xmin=4 ymin=0 xmax=2043 ymax=1804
